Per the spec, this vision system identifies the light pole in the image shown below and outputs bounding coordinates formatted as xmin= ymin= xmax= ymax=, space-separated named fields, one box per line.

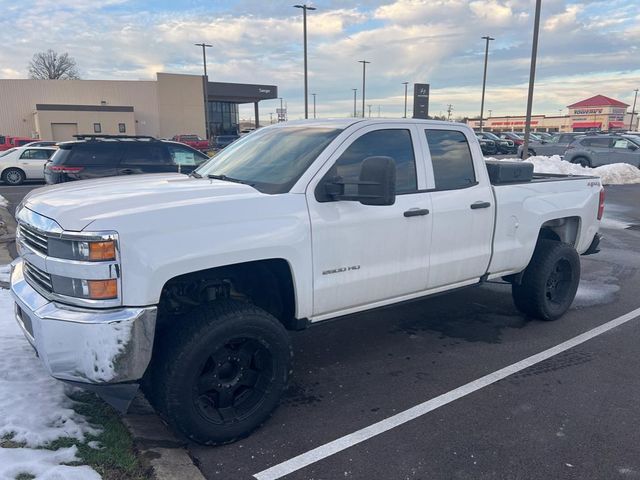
xmin=522 ymin=0 xmax=541 ymax=159
xmin=479 ymin=35 xmax=494 ymax=132
xmin=358 ymin=60 xmax=371 ymax=118
xmin=367 ymin=104 xmax=372 ymax=117
xmin=352 ymin=88 xmax=357 ymax=117
xmin=269 ymin=112 xmax=274 ymax=124
xmin=629 ymin=89 xmax=639 ymax=131
xmin=195 ymin=42 xmax=213 ymax=140
xmin=402 ymin=82 xmax=409 ymax=118
xmin=312 ymin=93 xmax=317 ymax=118
xmin=294 ymin=4 xmax=316 ymax=119
xmin=488 ymin=109 xmax=492 ymax=118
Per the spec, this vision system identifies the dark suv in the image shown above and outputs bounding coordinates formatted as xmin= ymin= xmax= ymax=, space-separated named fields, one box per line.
xmin=44 ymin=135 xmax=210 ymax=184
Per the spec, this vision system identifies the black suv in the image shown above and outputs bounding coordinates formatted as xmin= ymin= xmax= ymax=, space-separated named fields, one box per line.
xmin=44 ymin=135 xmax=210 ymax=184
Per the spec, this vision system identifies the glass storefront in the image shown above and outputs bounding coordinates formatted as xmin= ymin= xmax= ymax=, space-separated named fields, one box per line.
xmin=207 ymin=101 xmax=240 ymax=137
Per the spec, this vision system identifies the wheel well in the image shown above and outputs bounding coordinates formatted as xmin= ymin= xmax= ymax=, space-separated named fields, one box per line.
xmin=158 ymin=259 xmax=298 ymax=330
xmin=538 ymin=217 xmax=580 ymax=246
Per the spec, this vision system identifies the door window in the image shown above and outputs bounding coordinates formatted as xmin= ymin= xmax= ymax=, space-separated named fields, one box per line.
xmin=167 ymin=144 xmax=209 ymax=166
xmin=20 ymin=149 xmax=53 ymax=160
xmin=121 ymin=143 xmax=171 ymax=165
xmin=331 ymin=129 xmax=417 ymax=194
xmin=580 ymin=137 xmax=610 ymax=148
xmin=425 ymin=130 xmax=476 ymax=190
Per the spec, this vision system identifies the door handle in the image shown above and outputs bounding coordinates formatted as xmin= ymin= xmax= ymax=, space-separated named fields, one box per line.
xmin=120 ymin=168 xmax=135 ymax=175
xmin=404 ymin=208 xmax=430 ymax=217
xmin=470 ymin=201 xmax=491 ymax=209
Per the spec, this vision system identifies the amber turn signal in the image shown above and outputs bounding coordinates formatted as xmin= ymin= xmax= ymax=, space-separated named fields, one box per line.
xmin=89 ymin=241 xmax=116 ymax=261
xmin=88 ymin=279 xmax=118 ymax=299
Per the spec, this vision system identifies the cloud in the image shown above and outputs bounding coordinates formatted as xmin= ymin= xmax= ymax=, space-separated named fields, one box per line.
xmin=0 ymin=0 xmax=637 ymax=120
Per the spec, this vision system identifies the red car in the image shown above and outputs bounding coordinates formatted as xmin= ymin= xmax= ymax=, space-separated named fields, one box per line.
xmin=171 ymin=134 xmax=209 ymax=152
xmin=0 ymin=135 xmax=34 ymax=151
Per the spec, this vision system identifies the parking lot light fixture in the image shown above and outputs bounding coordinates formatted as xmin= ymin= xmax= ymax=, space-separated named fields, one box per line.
xmin=358 ymin=60 xmax=371 ymax=118
xmin=479 ymin=35 xmax=494 ymax=132
xmin=522 ymin=0 xmax=541 ymax=159
xmin=294 ymin=4 xmax=316 ymax=120
xmin=402 ymin=82 xmax=409 ymax=118
xmin=312 ymin=93 xmax=317 ymax=118
xmin=195 ymin=42 xmax=213 ymax=140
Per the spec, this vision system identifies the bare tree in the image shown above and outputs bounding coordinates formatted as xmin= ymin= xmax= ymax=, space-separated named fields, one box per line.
xmin=28 ymin=49 xmax=80 ymax=79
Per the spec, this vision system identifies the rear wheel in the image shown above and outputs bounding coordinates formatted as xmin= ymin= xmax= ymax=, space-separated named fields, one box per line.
xmin=512 ymin=239 xmax=580 ymax=321
xmin=572 ymin=156 xmax=591 ymax=168
xmin=2 ymin=168 xmax=25 ymax=185
xmin=147 ymin=300 xmax=292 ymax=445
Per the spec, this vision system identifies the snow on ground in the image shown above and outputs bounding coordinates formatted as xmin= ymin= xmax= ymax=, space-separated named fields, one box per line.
xmin=485 ymin=155 xmax=640 ymax=185
xmin=0 ymin=195 xmax=7 ymax=208
xmin=0 ymin=286 xmax=101 ymax=479
xmin=0 ymin=264 xmax=10 ymax=283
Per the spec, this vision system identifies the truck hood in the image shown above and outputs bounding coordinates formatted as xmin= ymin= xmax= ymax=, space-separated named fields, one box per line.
xmin=23 ymin=173 xmax=261 ymax=231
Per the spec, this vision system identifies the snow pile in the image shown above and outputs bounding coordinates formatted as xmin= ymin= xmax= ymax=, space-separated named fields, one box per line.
xmin=485 ymin=155 xmax=640 ymax=185
xmin=0 ymin=195 xmax=7 ymax=208
xmin=0 ymin=264 xmax=10 ymax=283
xmin=0 ymin=287 xmax=101 ymax=479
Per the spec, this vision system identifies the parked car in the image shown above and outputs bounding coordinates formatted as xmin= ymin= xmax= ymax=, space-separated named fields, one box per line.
xmin=0 ymin=135 xmax=34 ymax=152
xmin=475 ymin=134 xmax=497 ymax=155
xmin=476 ymin=131 xmax=516 ymax=154
xmin=497 ymin=131 xmax=524 ymax=146
xmin=44 ymin=134 xmax=210 ymax=184
xmin=564 ymin=135 xmax=640 ymax=168
xmin=214 ymin=134 xmax=240 ymax=150
xmin=0 ymin=146 xmax=56 ymax=184
xmin=12 ymin=119 xmax=603 ymax=445
xmin=534 ymin=132 xmax=554 ymax=141
xmin=517 ymin=132 xmax=585 ymax=158
xmin=172 ymin=134 xmax=210 ymax=152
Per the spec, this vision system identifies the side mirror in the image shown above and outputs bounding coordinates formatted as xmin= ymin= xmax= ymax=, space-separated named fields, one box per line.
xmin=358 ymin=156 xmax=396 ymax=206
xmin=318 ymin=156 xmax=396 ymax=206
xmin=628 ymin=144 xmax=638 ymax=151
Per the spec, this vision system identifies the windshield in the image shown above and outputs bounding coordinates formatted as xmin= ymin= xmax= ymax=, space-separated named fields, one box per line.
xmin=196 ymin=127 xmax=342 ymax=194
xmin=0 ymin=148 xmax=16 ymax=158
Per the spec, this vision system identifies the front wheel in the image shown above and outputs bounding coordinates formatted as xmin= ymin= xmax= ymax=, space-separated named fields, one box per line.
xmin=2 ymin=168 xmax=25 ymax=185
xmin=512 ymin=239 xmax=580 ymax=321
xmin=572 ymin=156 xmax=591 ymax=168
xmin=148 ymin=300 xmax=292 ymax=445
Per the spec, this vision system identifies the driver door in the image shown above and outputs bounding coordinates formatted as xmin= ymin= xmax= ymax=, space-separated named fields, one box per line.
xmin=306 ymin=124 xmax=432 ymax=319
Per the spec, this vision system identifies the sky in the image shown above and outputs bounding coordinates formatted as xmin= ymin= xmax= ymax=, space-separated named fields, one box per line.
xmin=0 ymin=0 xmax=638 ymax=121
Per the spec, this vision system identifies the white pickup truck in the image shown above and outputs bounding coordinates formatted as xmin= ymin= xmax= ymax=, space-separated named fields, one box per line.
xmin=11 ymin=119 xmax=604 ymax=444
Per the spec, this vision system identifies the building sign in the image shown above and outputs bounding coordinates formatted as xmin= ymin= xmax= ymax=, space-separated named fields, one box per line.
xmin=573 ymin=108 xmax=603 ymax=115
xmin=413 ymin=84 xmax=430 ymax=119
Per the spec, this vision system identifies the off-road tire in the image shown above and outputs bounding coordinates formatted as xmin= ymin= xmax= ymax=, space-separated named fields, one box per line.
xmin=2 ymin=168 xmax=25 ymax=185
xmin=512 ymin=239 xmax=580 ymax=321
xmin=147 ymin=300 xmax=292 ymax=445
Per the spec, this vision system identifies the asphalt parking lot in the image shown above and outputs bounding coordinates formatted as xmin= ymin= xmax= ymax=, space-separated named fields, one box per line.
xmin=3 ymin=182 xmax=640 ymax=480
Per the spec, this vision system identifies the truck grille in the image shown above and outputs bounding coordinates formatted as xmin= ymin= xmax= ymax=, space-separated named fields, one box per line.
xmin=24 ymin=261 xmax=53 ymax=293
xmin=19 ymin=223 xmax=49 ymax=255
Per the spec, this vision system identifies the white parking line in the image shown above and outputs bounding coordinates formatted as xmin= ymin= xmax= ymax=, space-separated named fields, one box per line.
xmin=254 ymin=306 xmax=640 ymax=480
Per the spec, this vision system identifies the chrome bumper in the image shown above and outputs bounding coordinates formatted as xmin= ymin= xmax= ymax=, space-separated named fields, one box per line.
xmin=10 ymin=258 xmax=157 ymax=385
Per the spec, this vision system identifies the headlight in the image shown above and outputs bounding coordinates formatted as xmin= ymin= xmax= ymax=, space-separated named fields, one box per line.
xmin=51 ymin=276 xmax=118 ymax=300
xmin=48 ymin=238 xmax=117 ymax=261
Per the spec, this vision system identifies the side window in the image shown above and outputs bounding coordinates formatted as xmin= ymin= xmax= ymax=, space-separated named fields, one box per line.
xmin=332 ymin=129 xmax=417 ymax=194
xmin=19 ymin=149 xmax=36 ymax=159
xmin=121 ymin=143 xmax=171 ymax=165
xmin=581 ymin=137 xmax=610 ymax=148
xmin=612 ymin=139 xmax=633 ymax=149
xmin=167 ymin=144 xmax=209 ymax=166
xmin=67 ymin=143 xmax=123 ymax=166
xmin=425 ymin=130 xmax=476 ymax=190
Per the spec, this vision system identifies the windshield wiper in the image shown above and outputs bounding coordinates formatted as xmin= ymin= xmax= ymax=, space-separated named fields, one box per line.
xmin=207 ymin=174 xmax=255 ymax=186
xmin=189 ymin=171 xmax=203 ymax=178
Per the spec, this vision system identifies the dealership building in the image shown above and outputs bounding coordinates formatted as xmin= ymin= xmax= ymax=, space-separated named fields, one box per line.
xmin=467 ymin=94 xmax=638 ymax=133
xmin=0 ymin=72 xmax=277 ymax=141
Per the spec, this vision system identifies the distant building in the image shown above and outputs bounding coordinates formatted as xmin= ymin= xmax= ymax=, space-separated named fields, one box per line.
xmin=0 ymin=73 xmax=277 ymax=141
xmin=467 ymin=94 xmax=638 ymax=133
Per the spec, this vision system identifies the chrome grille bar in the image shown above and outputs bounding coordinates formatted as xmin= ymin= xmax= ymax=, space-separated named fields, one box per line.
xmin=19 ymin=224 xmax=49 ymax=254
xmin=24 ymin=261 xmax=53 ymax=292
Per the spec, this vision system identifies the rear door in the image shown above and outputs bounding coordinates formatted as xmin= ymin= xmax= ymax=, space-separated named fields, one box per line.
xmin=118 ymin=142 xmax=174 ymax=175
xmin=611 ymin=138 xmax=640 ymax=166
xmin=66 ymin=142 xmax=123 ymax=180
xmin=422 ymin=127 xmax=495 ymax=289
xmin=18 ymin=148 xmax=54 ymax=179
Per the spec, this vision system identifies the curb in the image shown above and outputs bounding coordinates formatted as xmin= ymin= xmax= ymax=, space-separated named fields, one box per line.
xmin=0 ymin=202 xmax=205 ymax=480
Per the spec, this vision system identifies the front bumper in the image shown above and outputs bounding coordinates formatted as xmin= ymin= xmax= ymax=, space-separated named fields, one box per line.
xmin=10 ymin=258 xmax=157 ymax=387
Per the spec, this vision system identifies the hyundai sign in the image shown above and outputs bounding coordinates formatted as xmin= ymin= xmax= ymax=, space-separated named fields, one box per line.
xmin=413 ymin=84 xmax=430 ymax=119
